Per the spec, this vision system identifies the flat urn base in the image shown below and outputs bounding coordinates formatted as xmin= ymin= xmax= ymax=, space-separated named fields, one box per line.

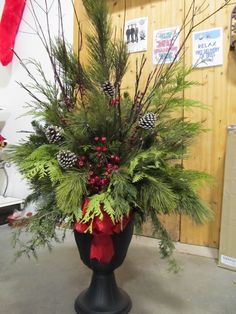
xmin=74 ymin=272 xmax=132 ymax=314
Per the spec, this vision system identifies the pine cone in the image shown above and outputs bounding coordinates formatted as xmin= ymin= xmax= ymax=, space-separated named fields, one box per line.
xmin=64 ymin=96 xmax=74 ymax=112
xmin=45 ymin=126 xmax=63 ymax=143
xmin=57 ymin=150 xmax=77 ymax=169
xmin=102 ymin=81 xmax=115 ymax=97
xmin=58 ymin=96 xmax=74 ymax=112
xmin=139 ymin=112 xmax=157 ymax=130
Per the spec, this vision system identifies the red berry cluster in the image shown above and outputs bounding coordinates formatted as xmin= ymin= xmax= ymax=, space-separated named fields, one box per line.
xmin=74 ymin=136 xmax=121 ymax=192
xmin=88 ymin=171 xmax=109 ymax=190
xmin=77 ymin=155 xmax=87 ymax=168
xmin=111 ymin=97 xmax=120 ymax=107
xmin=95 ymin=136 xmax=108 ymax=159
xmin=86 ymin=136 xmax=121 ymax=192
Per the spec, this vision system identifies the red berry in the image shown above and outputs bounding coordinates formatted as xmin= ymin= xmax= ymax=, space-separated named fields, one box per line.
xmin=95 ymin=176 xmax=100 ymax=183
xmin=106 ymin=163 xmax=113 ymax=169
xmin=97 ymin=163 xmax=102 ymax=169
xmin=96 ymin=146 xmax=102 ymax=152
xmin=110 ymin=155 xmax=115 ymax=160
xmin=79 ymin=161 xmax=84 ymax=167
xmin=101 ymin=137 xmax=107 ymax=143
xmin=113 ymin=165 xmax=119 ymax=170
xmin=115 ymin=156 xmax=120 ymax=162
xmin=89 ymin=171 xmax=94 ymax=177
xmin=101 ymin=178 xmax=109 ymax=186
xmin=104 ymin=171 xmax=109 ymax=176
xmin=102 ymin=146 xmax=108 ymax=152
xmin=97 ymin=153 xmax=102 ymax=158
xmin=111 ymin=97 xmax=120 ymax=106
xmin=90 ymin=178 xmax=96 ymax=185
xmin=111 ymin=99 xmax=117 ymax=106
xmin=80 ymin=155 xmax=86 ymax=161
xmin=94 ymin=137 xmax=100 ymax=142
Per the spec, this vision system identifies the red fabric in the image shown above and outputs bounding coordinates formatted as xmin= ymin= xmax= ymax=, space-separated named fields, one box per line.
xmin=0 ymin=0 xmax=26 ymax=66
xmin=90 ymin=234 xmax=115 ymax=264
xmin=74 ymin=198 xmax=132 ymax=264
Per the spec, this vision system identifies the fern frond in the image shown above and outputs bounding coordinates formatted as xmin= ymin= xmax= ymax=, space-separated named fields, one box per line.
xmin=81 ymin=193 xmax=115 ymax=227
xmin=129 ymin=148 xmax=163 ymax=176
xmin=149 ymin=211 xmax=175 ymax=258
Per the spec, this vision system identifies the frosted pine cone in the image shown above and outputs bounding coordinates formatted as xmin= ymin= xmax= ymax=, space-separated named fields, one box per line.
xmin=139 ymin=112 xmax=157 ymax=130
xmin=57 ymin=150 xmax=77 ymax=169
xmin=45 ymin=126 xmax=63 ymax=143
xmin=102 ymin=81 xmax=115 ymax=97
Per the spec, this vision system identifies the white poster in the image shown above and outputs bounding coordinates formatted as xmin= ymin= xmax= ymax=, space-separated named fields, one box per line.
xmin=192 ymin=27 xmax=223 ymax=68
xmin=124 ymin=17 xmax=148 ymax=53
xmin=153 ymin=27 xmax=180 ymax=65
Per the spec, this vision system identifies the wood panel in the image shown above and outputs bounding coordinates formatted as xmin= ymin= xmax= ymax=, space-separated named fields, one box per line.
xmin=73 ymin=0 xmax=236 ymax=247
xmin=181 ymin=1 xmax=236 ymax=248
xmin=107 ymin=0 xmax=185 ymax=99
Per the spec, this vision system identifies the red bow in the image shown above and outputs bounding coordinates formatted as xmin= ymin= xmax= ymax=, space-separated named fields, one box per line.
xmin=74 ymin=198 xmax=132 ymax=264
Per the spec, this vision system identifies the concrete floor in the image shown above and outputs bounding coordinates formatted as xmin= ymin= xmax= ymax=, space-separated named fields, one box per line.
xmin=0 ymin=225 xmax=236 ymax=314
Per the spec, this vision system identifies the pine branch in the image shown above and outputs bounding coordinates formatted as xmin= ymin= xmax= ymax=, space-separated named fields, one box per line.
xmin=56 ymin=171 xmax=88 ymax=219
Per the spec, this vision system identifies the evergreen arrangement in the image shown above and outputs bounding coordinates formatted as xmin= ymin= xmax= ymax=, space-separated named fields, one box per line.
xmin=9 ymin=0 xmax=231 ymax=268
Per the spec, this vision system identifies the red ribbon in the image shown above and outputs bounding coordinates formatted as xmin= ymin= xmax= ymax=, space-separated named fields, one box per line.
xmin=74 ymin=199 xmax=132 ymax=264
xmin=0 ymin=0 xmax=26 ymax=66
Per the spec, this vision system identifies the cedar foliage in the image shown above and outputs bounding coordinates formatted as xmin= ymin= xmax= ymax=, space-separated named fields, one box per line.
xmin=9 ymin=0 xmax=230 ymax=270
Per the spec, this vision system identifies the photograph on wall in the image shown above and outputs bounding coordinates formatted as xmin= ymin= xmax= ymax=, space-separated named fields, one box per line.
xmin=124 ymin=17 xmax=148 ymax=53
xmin=192 ymin=27 xmax=223 ymax=68
xmin=153 ymin=27 xmax=180 ymax=65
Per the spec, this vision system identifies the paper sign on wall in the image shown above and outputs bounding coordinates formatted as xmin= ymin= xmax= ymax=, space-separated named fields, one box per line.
xmin=192 ymin=27 xmax=223 ymax=68
xmin=153 ymin=27 xmax=180 ymax=65
xmin=124 ymin=17 xmax=148 ymax=53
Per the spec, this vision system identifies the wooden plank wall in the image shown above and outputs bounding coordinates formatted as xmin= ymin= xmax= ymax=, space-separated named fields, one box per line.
xmin=74 ymin=0 xmax=236 ymax=248
xmin=181 ymin=0 xmax=236 ymax=248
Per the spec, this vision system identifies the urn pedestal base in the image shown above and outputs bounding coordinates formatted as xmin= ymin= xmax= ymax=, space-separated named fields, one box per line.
xmin=74 ymin=272 xmax=132 ymax=314
xmin=74 ymin=219 xmax=134 ymax=314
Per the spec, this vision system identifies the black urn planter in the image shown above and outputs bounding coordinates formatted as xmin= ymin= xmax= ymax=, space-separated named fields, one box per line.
xmin=74 ymin=219 xmax=134 ymax=314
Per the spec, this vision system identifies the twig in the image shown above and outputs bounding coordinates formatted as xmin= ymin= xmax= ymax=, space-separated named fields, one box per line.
xmin=12 ymin=50 xmax=41 ymax=88
xmin=28 ymin=0 xmax=67 ymax=98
